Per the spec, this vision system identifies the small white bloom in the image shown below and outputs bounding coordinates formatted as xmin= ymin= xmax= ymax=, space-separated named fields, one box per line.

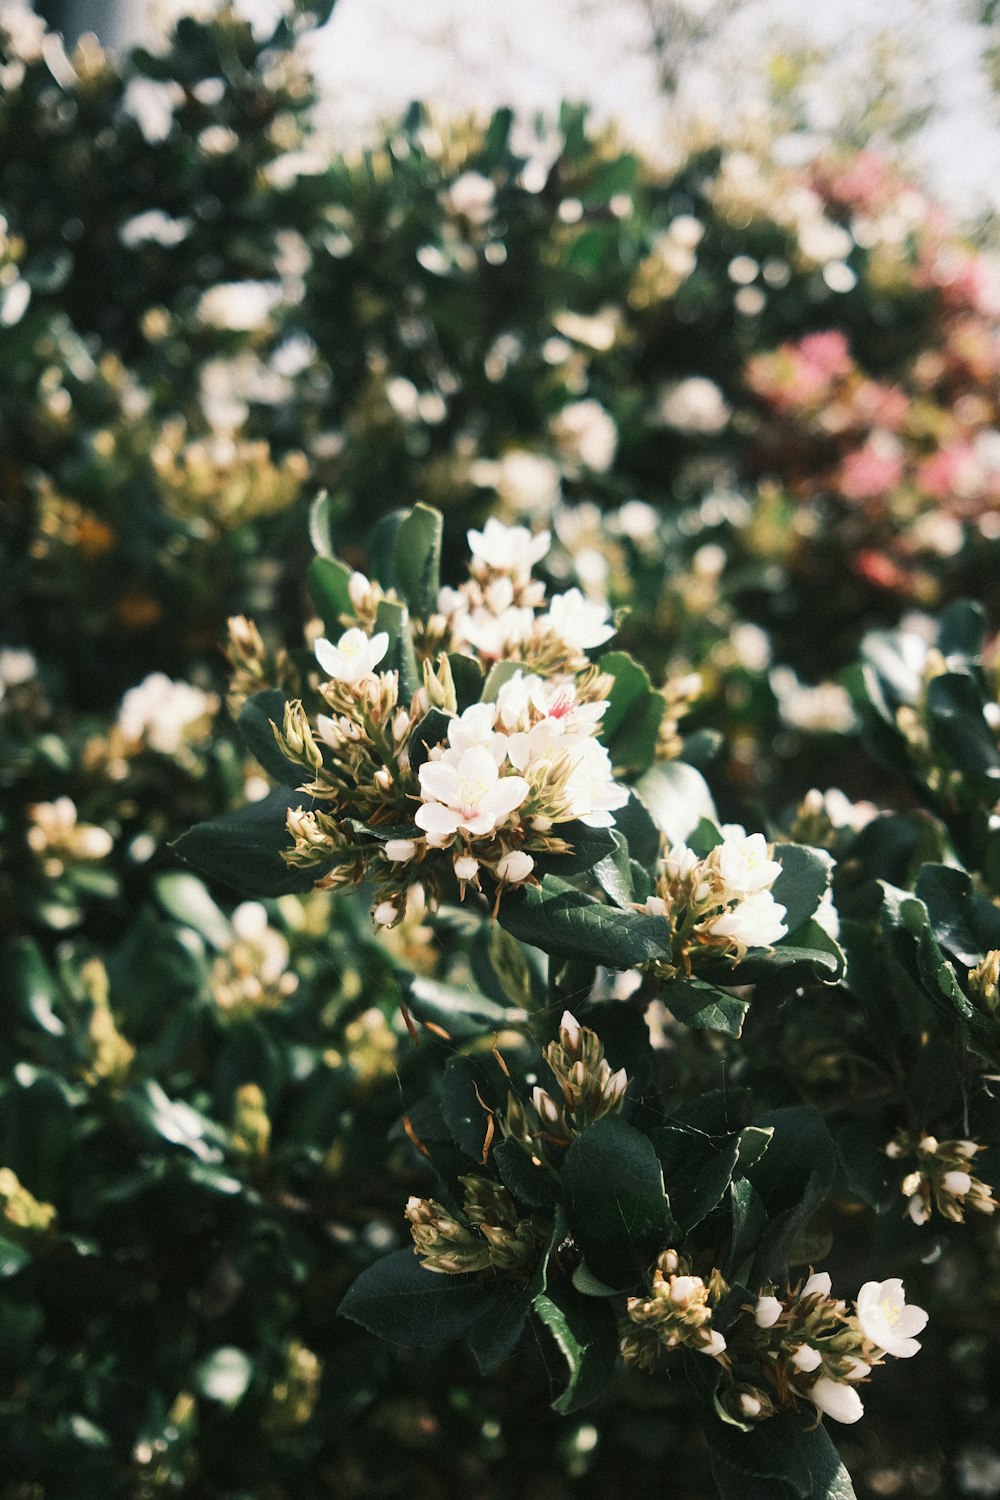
xmin=541 ymin=588 xmax=615 ymax=652
xmin=550 ymin=399 xmax=618 ymax=473
xmin=373 ymin=900 xmax=400 ymax=927
xmin=443 ymin=171 xmax=496 ymax=225
xmin=855 ymin=1279 xmax=928 ymax=1358
xmin=790 ymin=1344 xmax=822 ymax=1373
xmin=668 ymin=1275 xmax=703 ymax=1307
xmin=810 ymin=1376 xmax=864 ymax=1424
xmin=754 ymin=1295 xmax=783 ymax=1328
xmin=716 ymin=827 xmax=783 ymax=896
xmin=453 ymin=854 xmax=480 ymax=882
xmin=415 ymin=747 xmax=529 ymax=846
xmin=711 ymin=890 xmax=787 ymax=949
xmin=384 ymin=839 xmax=418 ymax=863
xmin=495 ymin=850 xmax=535 ymax=884
xmin=467 ymin=518 xmax=550 ymax=577
xmin=315 ymin=628 xmax=389 ymax=684
xmin=117 ymin=673 xmax=216 ymax=755
xmin=699 ymin=1329 xmax=727 ymax=1359
xmin=657 ymin=377 xmax=730 ymax=434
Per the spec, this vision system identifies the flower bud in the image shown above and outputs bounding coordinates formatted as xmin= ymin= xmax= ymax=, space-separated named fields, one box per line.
xmin=496 ymin=850 xmax=535 ymax=884
xmin=790 ymin=1344 xmax=822 ymax=1373
xmin=754 ymin=1294 xmax=783 ymax=1328
xmin=942 ymin=1169 xmax=972 ymax=1196
xmin=373 ymin=900 xmax=399 ymax=927
xmin=453 ymin=854 xmax=479 ymax=882
xmin=385 ymin=839 xmax=417 ymax=863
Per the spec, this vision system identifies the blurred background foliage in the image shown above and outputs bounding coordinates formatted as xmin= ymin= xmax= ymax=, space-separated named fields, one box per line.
xmin=2 ymin=1 xmax=1000 ymax=1496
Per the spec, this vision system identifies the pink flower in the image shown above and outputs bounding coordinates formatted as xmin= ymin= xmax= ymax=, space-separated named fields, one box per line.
xmin=839 ymin=442 xmax=904 ymax=500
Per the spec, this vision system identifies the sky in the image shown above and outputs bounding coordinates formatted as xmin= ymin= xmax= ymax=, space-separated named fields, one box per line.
xmin=127 ymin=0 xmax=1000 ymax=214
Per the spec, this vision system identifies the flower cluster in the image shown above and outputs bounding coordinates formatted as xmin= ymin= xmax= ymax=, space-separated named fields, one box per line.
xmin=504 ymin=1010 xmax=628 ymax=1154
xmin=638 ymin=826 xmax=788 ymax=974
xmin=276 ymin=521 xmax=634 ymax=925
xmin=405 ymin=1173 xmax=544 ymax=1276
xmin=26 ymin=796 xmax=113 ymax=879
xmin=621 ymin=1250 xmax=729 ymax=1370
xmin=209 ymin=903 xmax=300 ymax=1022
xmin=719 ymin=1272 xmax=927 ymax=1427
xmin=886 ymin=1132 xmax=996 ymax=1225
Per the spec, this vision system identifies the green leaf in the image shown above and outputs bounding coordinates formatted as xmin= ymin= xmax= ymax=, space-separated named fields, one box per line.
xmin=531 ymin=1284 xmax=618 ymax=1413
xmin=468 ymin=1281 xmax=531 ymax=1372
xmin=562 ymin=1116 xmax=673 ymax=1288
xmin=0 ymin=1236 xmax=31 ymax=1278
xmin=375 ymin=598 xmax=420 ymax=704
xmin=308 ymin=488 xmax=337 ymax=559
xmin=915 ymin=863 xmax=986 ymax=966
xmin=481 ymin=660 xmax=524 ymax=702
xmin=409 ymin=708 xmax=453 ymax=773
xmin=593 ymin=831 xmax=634 ymax=907
xmin=394 ymin=503 xmax=443 ymax=617
xmin=192 ymin=1347 xmax=253 ymax=1406
xmin=938 ymin=600 xmax=985 ymax=660
xmin=405 ymin=976 xmax=524 ymax=1039
xmin=706 ymin=1411 xmax=858 ymax=1500
xmin=308 ymin=555 xmax=355 ymax=633
xmin=926 ymin=673 xmax=1000 ymax=779
xmin=598 ymin=651 xmax=652 ymax=739
xmin=172 ymin=790 xmax=324 ymax=897
xmin=663 ymin=977 xmax=749 ymax=1037
xmin=635 ymin=760 xmax=717 ymax=847
xmin=770 ymin=844 xmax=832 ymax=934
xmin=499 ymin=877 xmax=670 ymax=969
xmin=237 ymin=689 xmax=305 ymax=787
xmin=613 ymin=789 xmax=662 ymax=867
xmin=2 ymin=938 xmax=65 ymax=1036
xmin=339 ymin=1248 xmax=503 ymax=1346
xmin=154 ymin=872 xmax=232 ymax=951
xmin=651 ymin=1126 xmax=764 ymax=1233
xmin=539 ymin=822 xmax=619 ymax=880
xmin=439 ymin=1054 xmax=502 ymax=1162
xmin=449 ymin=653 xmax=485 ymax=712
xmin=494 ymin=1138 xmax=560 ymax=1209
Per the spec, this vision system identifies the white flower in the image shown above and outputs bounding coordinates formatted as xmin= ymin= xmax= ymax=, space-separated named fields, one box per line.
xmin=415 ymin=747 xmax=529 ymax=847
xmin=770 ymin=667 xmax=858 ymax=735
xmin=373 ymin=900 xmax=400 ymax=927
xmin=550 ymin=399 xmax=618 ymax=473
xmin=943 ymin=1170 xmax=973 ymax=1196
xmin=754 ymin=1295 xmax=783 ymax=1328
xmin=855 ymin=1279 xmax=928 ymax=1358
xmin=315 ymin=628 xmax=389 ymax=684
xmin=443 ymin=171 xmax=496 ymax=225
xmin=711 ymin=890 xmax=787 ymax=949
xmin=814 ymin=889 xmax=841 ymax=940
xmin=563 ymin=738 xmax=629 ymax=827
xmin=716 ymin=827 xmax=783 ymax=896
xmin=699 ymin=1329 xmax=727 ymax=1359
xmin=453 ymin=854 xmax=480 ymax=882
xmin=197 ymin=281 xmax=283 ymax=331
xmin=668 ymin=1275 xmax=703 ymax=1307
xmin=385 ymin=839 xmax=418 ymax=863
xmin=656 ymin=377 xmax=730 ymax=434
xmin=541 ymin=589 xmax=615 ymax=652
xmin=117 ymin=673 xmax=216 ymax=755
xmin=457 ymin=604 xmax=535 ymax=660
xmin=471 ymin=450 xmax=562 ymax=516
xmin=495 ymin=850 xmax=535 ymax=884
xmin=790 ymin=1344 xmax=822 ymax=1373
xmin=445 ymin=701 xmax=506 ymax=762
xmin=0 ymin=645 xmax=36 ymax=692
xmin=801 ymin=1272 xmax=832 ymax=1300
xmin=467 ymin=518 xmax=550 ymax=577
xmin=809 ymin=1376 xmax=864 ymax=1425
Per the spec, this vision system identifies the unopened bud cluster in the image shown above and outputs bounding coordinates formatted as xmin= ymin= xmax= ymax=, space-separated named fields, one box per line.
xmin=886 ymin=1131 xmax=996 ymax=1224
xmin=717 ymin=1271 xmax=927 ymax=1428
xmin=210 ymin=902 xmax=299 ymax=1021
xmin=26 ymin=795 xmax=113 ymax=879
xmin=503 ymin=1011 xmax=628 ymax=1153
xmin=621 ymin=1250 xmax=729 ymax=1371
xmin=225 ymin=614 xmax=298 ymax=718
xmin=266 ymin=520 xmax=649 ymax=927
xmin=0 ymin=1167 xmax=57 ymax=1240
xmin=969 ymin=951 xmax=1000 ymax=1015
xmin=405 ymin=1173 xmax=544 ymax=1276
xmin=637 ymin=825 xmax=788 ymax=975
